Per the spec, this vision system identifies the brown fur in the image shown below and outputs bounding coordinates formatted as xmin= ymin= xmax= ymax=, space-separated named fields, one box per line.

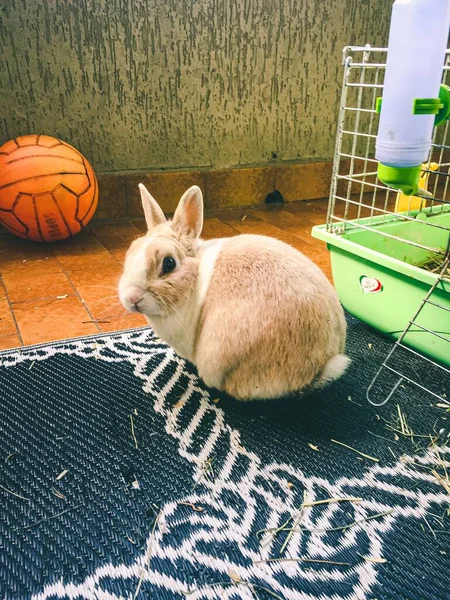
xmin=194 ymin=235 xmax=347 ymax=400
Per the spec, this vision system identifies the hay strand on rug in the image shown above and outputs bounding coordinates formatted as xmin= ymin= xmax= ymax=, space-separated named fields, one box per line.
xmin=254 ymin=557 xmax=352 ymax=566
xmin=0 ymin=483 xmax=29 ymax=501
xmin=133 ymin=510 xmax=161 ymax=599
xmin=130 ymin=414 xmax=138 ymax=449
xmin=258 ymin=509 xmax=394 ymax=536
xmin=331 ymin=440 xmax=379 ymax=462
xmin=19 ymin=503 xmax=83 ymax=531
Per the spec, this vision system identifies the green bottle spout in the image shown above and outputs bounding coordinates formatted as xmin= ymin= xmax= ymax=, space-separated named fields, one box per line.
xmin=377 ymin=164 xmax=422 ymax=195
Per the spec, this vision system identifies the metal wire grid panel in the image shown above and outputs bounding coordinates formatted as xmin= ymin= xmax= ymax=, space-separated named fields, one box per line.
xmin=367 ymin=246 xmax=450 ymax=406
xmin=327 ymin=45 xmax=450 ymax=249
xmin=327 ymin=45 xmax=450 ymax=406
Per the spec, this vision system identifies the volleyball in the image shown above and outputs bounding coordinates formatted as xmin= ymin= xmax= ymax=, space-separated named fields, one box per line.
xmin=0 ymin=134 xmax=98 ymax=242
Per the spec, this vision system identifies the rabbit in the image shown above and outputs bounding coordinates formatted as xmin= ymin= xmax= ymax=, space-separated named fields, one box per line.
xmin=118 ymin=184 xmax=350 ymax=401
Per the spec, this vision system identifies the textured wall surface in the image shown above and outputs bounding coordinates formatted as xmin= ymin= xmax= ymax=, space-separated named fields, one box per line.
xmin=0 ymin=0 xmax=391 ymax=173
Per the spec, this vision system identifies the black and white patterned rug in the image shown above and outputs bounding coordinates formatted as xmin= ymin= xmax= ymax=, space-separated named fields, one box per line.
xmin=1 ymin=315 xmax=449 ymax=600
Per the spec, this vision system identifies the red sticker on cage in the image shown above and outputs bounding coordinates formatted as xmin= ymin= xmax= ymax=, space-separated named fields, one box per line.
xmin=360 ymin=276 xmax=383 ymax=293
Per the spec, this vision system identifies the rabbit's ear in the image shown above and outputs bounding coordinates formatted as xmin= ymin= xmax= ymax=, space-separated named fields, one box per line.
xmin=139 ymin=184 xmax=167 ymax=230
xmin=172 ymin=185 xmax=204 ymax=239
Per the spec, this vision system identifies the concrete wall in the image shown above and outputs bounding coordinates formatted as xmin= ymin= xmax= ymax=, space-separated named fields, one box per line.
xmin=0 ymin=0 xmax=391 ymax=174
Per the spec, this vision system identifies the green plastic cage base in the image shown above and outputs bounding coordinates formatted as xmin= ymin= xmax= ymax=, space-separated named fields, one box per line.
xmin=312 ymin=207 xmax=450 ymax=367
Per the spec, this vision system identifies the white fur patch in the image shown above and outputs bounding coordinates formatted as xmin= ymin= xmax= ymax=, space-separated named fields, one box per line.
xmin=196 ymin=238 xmax=226 ymax=308
xmin=314 ymin=354 xmax=351 ymax=389
xmin=118 ymin=236 xmax=153 ymax=307
xmin=127 ymin=236 xmax=152 ymax=288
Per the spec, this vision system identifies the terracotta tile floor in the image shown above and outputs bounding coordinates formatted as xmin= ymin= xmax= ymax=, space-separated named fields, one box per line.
xmin=0 ymin=200 xmax=331 ymax=350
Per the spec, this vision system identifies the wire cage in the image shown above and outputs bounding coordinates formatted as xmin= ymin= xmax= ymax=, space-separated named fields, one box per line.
xmin=312 ymin=45 xmax=450 ymax=406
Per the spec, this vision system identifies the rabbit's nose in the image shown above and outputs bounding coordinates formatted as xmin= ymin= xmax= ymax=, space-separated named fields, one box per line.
xmin=123 ymin=286 xmax=144 ymax=307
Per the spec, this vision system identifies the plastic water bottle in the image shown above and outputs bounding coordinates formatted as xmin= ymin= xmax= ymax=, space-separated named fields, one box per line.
xmin=376 ymin=0 xmax=450 ymax=195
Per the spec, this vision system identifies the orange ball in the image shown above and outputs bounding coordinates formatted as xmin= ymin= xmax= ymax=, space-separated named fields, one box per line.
xmin=0 ymin=134 xmax=98 ymax=242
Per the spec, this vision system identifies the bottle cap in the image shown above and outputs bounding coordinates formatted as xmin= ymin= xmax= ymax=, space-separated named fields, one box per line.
xmin=377 ymin=164 xmax=422 ymax=195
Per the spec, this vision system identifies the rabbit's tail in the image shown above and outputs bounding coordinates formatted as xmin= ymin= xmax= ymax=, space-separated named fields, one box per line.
xmin=312 ymin=354 xmax=351 ymax=390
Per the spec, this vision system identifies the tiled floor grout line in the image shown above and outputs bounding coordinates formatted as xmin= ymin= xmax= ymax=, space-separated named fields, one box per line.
xmin=217 ymin=213 xmax=316 ymax=244
xmin=8 ymin=294 xmax=77 ymax=305
xmin=0 ymin=275 xmax=24 ymax=346
xmin=219 ymin=221 xmax=244 ymax=236
xmin=88 ymin=228 xmax=128 ymax=268
xmin=51 ymin=252 xmax=103 ymax=336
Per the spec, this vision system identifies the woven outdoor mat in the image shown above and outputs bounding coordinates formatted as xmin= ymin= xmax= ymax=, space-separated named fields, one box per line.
xmin=1 ymin=315 xmax=449 ymax=600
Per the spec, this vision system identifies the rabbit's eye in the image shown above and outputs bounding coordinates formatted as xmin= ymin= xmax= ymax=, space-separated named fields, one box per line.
xmin=162 ymin=256 xmax=176 ymax=275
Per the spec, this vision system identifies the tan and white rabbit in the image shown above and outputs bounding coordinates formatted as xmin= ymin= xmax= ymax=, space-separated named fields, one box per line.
xmin=119 ymin=184 xmax=350 ymax=401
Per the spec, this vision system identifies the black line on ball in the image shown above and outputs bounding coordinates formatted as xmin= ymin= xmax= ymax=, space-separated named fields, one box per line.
xmin=6 ymin=154 xmax=85 ymax=166
xmin=33 ymin=195 xmax=45 ymax=242
xmin=51 ymin=191 xmax=74 ymax=238
xmin=0 ymin=172 xmax=86 ymax=191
